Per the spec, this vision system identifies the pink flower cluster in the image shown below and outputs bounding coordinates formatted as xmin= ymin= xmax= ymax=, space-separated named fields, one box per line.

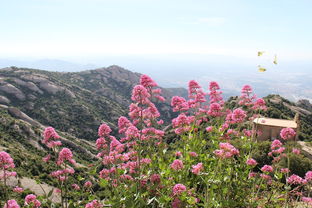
xmin=188 ymin=80 xmax=206 ymax=108
xmin=4 ymin=200 xmax=20 ymax=208
xmin=13 ymin=186 xmax=24 ymax=193
xmin=85 ymin=200 xmax=103 ymax=208
xmin=192 ymin=163 xmax=203 ymax=175
xmin=280 ymin=128 xmax=296 ymax=140
xmin=208 ymin=81 xmax=224 ymax=105
xmin=42 ymin=127 xmax=62 ymax=148
xmin=172 ymin=113 xmax=195 ymax=135
xmin=25 ymin=194 xmax=41 ymax=208
xmin=287 ymin=174 xmax=306 ymax=185
xmin=0 ymin=151 xmax=16 ymax=180
xmin=50 ymin=168 xmax=75 ymax=181
xmin=302 ymin=197 xmax=312 ymax=205
xmin=98 ymin=123 xmax=112 ymax=137
xmin=57 ymin=148 xmax=76 ymax=166
xmin=140 ymin=75 xmax=165 ymax=102
xmin=172 ymin=184 xmax=187 ymax=196
xmin=238 ymin=85 xmax=267 ymax=111
xmin=0 ymin=151 xmax=15 ymax=169
xmin=305 ymin=171 xmax=312 ymax=181
xmin=261 ymin=165 xmax=273 ymax=173
xmin=171 ymin=96 xmax=189 ymax=112
xmin=246 ymin=158 xmax=257 ymax=166
xmin=213 ymin=142 xmax=239 ymax=159
xmin=268 ymin=139 xmax=286 ymax=162
xmin=170 ymin=159 xmax=184 ymax=171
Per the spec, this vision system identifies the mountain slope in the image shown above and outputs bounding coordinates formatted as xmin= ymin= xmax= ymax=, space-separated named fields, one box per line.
xmin=0 ymin=66 xmax=184 ymax=141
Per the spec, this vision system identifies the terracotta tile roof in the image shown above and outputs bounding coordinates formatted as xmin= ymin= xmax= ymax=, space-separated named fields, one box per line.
xmin=253 ymin=117 xmax=297 ymax=128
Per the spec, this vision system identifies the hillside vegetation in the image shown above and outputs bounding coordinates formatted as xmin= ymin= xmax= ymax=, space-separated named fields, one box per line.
xmin=1 ymin=71 xmax=312 ymax=207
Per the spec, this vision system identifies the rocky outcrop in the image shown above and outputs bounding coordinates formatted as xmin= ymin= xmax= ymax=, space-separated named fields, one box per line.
xmin=297 ymin=99 xmax=312 ymax=112
xmin=0 ymin=83 xmax=26 ymax=100
xmin=0 ymin=95 xmax=10 ymax=104
xmin=12 ymin=78 xmax=43 ymax=94
xmin=8 ymin=107 xmax=43 ymax=127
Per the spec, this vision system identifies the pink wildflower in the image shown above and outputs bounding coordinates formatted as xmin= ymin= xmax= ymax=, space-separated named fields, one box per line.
xmin=175 ymin=151 xmax=182 ymax=157
xmin=207 ymin=103 xmax=222 ymax=117
xmin=42 ymin=127 xmax=62 ymax=148
xmin=246 ymin=158 xmax=258 ymax=166
xmin=85 ymin=200 xmax=103 ymax=208
xmin=248 ymin=172 xmax=257 ymax=179
xmin=292 ymin=148 xmax=301 ymax=155
xmin=3 ymin=200 xmax=20 ymax=208
xmin=13 ymin=186 xmax=23 ymax=193
xmin=192 ymin=163 xmax=203 ymax=175
xmin=172 ymin=198 xmax=182 ymax=208
xmin=206 ymin=126 xmax=213 ymax=132
xmin=150 ymin=174 xmax=161 ymax=184
xmin=25 ymin=194 xmax=41 ymax=207
xmin=280 ymin=128 xmax=296 ymax=140
xmin=98 ymin=123 xmax=112 ymax=137
xmin=42 ymin=154 xmax=51 ymax=163
xmin=252 ymin=98 xmax=267 ymax=110
xmin=172 ymin=184 xmax=187 ymax=196
xmin=260 ymin=174 xmax=272 ymax=180
xmin=140 ymin=74 xmax=157 ymax=88
xmin=0 ymin=151 xmax=15 ymax=169
xmin=43 ymin=127 xmax=60 ymax=142
xmin=241 ymin=85 xmax=252 ymax=95
xmin=55 ymin=188 xmax=61 ymax=193
xmin=189 ymin=152 xmax=198 ymax=157
xmin=72 ymin=183 xmax=80 ymax=190
xmin=302 ymin=197 xmax=312 ymax=205
xmin=172 ymin=113 xmax=194 ymax=135
xmin=131 ymin=85 xmax=150 ymax=104
xmin=57 ymin=148 xmax=76 ymax=165
xmin=171 ymin=96 xmax=189 ymax=112
xmin=214 ymin=142 xmax=239 ymax=159
xmin=281 ymin=168 xmax=290 ymax=173
xmin=118 ymin=116 xmax=132 ymax=134
xmin=305 ymin=171 xmax=312 ymax=181
xmin=261 ymin=165 xmax=273 ymax=173
xmin=287 ymin=174 xmax=306 ymax=185
xmin=84 ymin=181 xmax=92 ymax=188
xmin=170 ymin=159 xmax=184 ymax=171
xmin=231 ymin=108 xmax=247 ymax=123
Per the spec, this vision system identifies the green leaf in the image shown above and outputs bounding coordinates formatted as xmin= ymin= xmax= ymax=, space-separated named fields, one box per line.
xmin=47 ymin=189 xmax=53 ymax=197
xmin=99 ymin=179 xmax=109 ymax=188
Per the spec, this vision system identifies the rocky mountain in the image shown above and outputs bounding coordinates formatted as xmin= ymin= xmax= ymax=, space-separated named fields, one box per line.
xmin=0 ymin=65 xmax=185 ymax=141
xmin=263 ymin=95 xmax=312 ymax=140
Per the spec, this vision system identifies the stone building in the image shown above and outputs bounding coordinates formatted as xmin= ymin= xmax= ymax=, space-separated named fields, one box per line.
xmin=253 ymin=114 xmax=299 ymax=141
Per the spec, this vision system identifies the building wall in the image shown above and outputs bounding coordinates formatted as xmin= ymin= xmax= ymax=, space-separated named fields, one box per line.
xmin=253 ymin=124 xmax=296 ymax=141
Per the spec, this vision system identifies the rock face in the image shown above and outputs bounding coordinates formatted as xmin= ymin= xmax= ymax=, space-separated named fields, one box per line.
xmin=297 ymin=99 xmax=312 ymax=112
xmin=0 ymin=95 xmax=10 ymax=104
xmin=0 ymin=82 xmax=26 ymax=100
xmin=8 ymin=107 xmax=43 ymax=127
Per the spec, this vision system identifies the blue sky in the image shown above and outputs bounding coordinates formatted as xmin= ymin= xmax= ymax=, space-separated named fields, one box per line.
xmin=0 ymin=0 xmax=312 ymax=62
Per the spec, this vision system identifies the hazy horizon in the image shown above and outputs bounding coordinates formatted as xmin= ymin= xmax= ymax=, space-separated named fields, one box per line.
xmin=1 ymin=0 xmax=311 ymax=101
